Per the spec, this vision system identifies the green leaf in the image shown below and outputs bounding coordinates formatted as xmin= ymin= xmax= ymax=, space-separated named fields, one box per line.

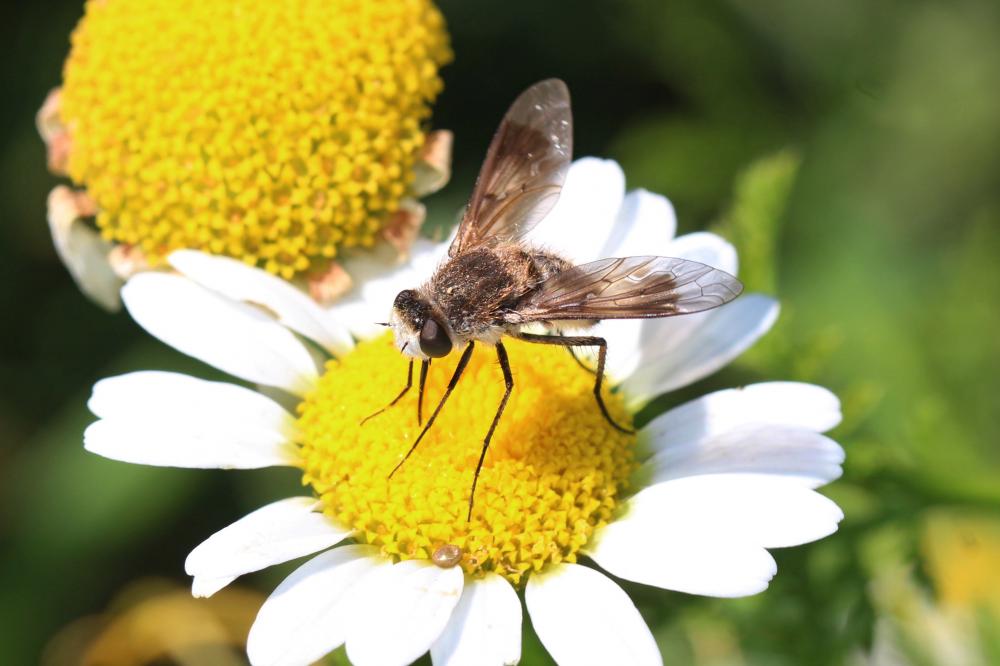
xmin=713 ymin=149 xmax=801 ymax=295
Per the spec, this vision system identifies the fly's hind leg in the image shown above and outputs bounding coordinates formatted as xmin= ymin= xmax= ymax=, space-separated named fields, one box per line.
xmin=564 ymin=341 xmax=595 ymax=374
xmin=513 ymin=331 xmax=634 ymax=434
xmin=547 ymin=325 xmax=596 ymax=374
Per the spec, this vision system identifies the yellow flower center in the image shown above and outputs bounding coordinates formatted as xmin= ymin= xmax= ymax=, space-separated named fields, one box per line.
xmin=60 ymin=0 xmax=452 ymax=278
xmin=297 ymin=334 xmax=636 ymax=585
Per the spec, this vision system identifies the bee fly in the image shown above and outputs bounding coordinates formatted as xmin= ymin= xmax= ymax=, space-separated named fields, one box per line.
xmin=368 ymin=79 xmax=743 ymax=519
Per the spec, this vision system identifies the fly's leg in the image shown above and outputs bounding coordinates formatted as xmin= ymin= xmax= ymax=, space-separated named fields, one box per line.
xmin=467 ymin=341 xmax=514 ymax=521
xmin=549 ymin=329 xmax=595 ymax=373
xmin=513 ymin=332 xmax=634 ymax=434
xmin=565 ymin=344 xmax=595 ymax=374
xmin=388 ymin=342 xmax=475 ymax=478
xmin=417 ymin=358 xmax=430 ymax=426
xmin=360 ymin=359 xmax=413 ymax=426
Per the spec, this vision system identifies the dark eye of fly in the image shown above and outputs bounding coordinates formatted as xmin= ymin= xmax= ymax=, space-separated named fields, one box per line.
xmin=419 ymin=318 xmax=453 ymax=358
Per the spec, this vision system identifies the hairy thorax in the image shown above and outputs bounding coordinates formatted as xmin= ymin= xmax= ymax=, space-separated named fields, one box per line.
xmin=424 ymin=244 xmax=571 ymax=340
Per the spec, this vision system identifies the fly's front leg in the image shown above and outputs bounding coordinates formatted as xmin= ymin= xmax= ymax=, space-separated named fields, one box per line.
xmin=467 ymin=342 xmax=514 ymax=521
xmin=389 ymin=342 xmax=475 ymax=479
xmin=513 ymin=332 xmax=634 ymax=434
xmin=360 ymin=359 xmax=413 ymax=426
xmin=417 ymin=358 xmax=430 ymax=426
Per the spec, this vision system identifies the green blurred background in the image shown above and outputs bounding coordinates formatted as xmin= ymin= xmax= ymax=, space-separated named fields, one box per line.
xmin=3 ymin=0 xmax=1000 ymax=663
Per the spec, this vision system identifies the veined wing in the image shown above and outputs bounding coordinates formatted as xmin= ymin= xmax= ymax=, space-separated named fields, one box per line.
xmin=449 ymin=79 xmax=572 ymax=257
xmin=515 ymin=256 xmax=743 ymax=321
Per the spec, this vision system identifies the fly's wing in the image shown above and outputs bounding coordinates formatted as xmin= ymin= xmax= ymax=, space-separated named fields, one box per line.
xmin=448 ymin=79 xmax=572 ymax=258
xmin=516 ymin=256 xmax=743 ymax=322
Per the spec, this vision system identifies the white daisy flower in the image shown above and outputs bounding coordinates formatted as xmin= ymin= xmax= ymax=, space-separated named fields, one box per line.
xmin=85 ymin=158 xmax=845 ymax=666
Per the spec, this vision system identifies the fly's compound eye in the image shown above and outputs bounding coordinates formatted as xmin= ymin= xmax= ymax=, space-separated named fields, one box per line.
xmin=419 ymin=317 xmax=453 ymax=358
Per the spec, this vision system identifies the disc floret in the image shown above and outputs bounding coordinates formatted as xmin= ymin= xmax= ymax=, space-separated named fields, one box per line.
xmin=59 ymin=0 xmax=452 ymax=278
xmin=298 ymin=334 xmax=636 ymax=584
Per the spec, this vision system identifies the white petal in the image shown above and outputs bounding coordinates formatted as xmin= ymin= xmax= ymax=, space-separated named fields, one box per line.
xmin=587 ymin=475 xmax=843 ymax=597
xmin=169 ymin=250 xmax=353 ymax=356
xmin=186 ymin=497 xmax=353 ymax=597
xmin=347 ymin=560 xmax=464 ymax=666
xmin=88 ymin=371 xmax=295 ymax=431
xmin=247 ymin=545 xmax=386 ymax=666
xmin=324 ymin=297 xmax=383 ymax=342
xmin=328 ymin=239 xmax=446 ymax=340
xmin=192 ymin=574 xmax=237 ymax=598
xmin=637 ymin=383 xmax=844 ymax=487
xmin=662 ymin=231 xmax=738 ymax=276
xmin=122 ymin=273 xmax=319 ymax=395
xmin=643 ymin=382 xmax=842 ymax=446
xmin=431 ymin=573 xmax=521 ymax=666
xmin=47 ymin=186 xmax=122 ymax=311
xmin=640 ymin=425 xmax=844 ymax=489
xmin=525 ymin=564 xmax=661 ymax=666
xmin=638 ymin=474 xmax=845 ymax=548
xmin=588 ymin=519 xmax=777 ymax=598
xmin=84 ymin=371 xmax=297 ymax=469
xmin=622 ymin=294 xmax=779 ymax=408
xmin=83 ymin=419 xmax=296 ymax=469
xmin=600 ymin=189 xmax=678 ymax=258
xmin=526 ymin=158 xmax=625 ymax=263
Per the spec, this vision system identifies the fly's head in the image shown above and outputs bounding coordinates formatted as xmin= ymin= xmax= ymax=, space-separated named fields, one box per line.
xmin=389 ymin=289 xmax=454 ymax=360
